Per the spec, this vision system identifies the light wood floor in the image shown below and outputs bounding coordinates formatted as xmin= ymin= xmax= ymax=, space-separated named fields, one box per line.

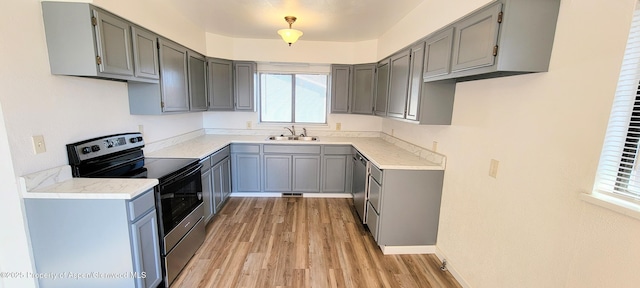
xmin=171 ymin=197 xmax=461 ymax=288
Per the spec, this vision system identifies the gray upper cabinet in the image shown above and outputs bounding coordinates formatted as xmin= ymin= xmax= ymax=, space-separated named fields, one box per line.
xmin=208 ymin=58 xmax=234 ymax=111
xmin=386 ymin=50 xmax=411 ymax=119
xmin=451 ymin=3 xmax=502 ymax=73
xmin=159 ymin=39 xmax=190 ymax=112
xmin=93 ymin=9 xmax=134 ymax=77
xmin=374 ymin=59 xmax=390 ymax=117
xmin=41 ymin=2 xmax=157 ymax=83
xmin=406 ymin=42 xmax=425 ymax=121
xmin=351 ymin=64 xmax=376 ymax=115
xmin=330 ymin=65 xmax=352 ymax=113
xmin=423 ymin=27 xmax=454 ymax=80
xmin=131 ymin=26 xmax=160 ymax=80
xmin=188 ymin=51 xmax=208 ymax=111
xmin=234 ymin=61 xmax=256 ymax=111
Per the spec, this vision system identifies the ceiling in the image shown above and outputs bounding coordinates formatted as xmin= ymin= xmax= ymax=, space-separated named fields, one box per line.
xmin=165 ymin=0 xmax=424 ymax=42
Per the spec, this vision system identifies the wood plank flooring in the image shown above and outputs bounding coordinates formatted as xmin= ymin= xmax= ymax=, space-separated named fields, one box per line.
xmin=171 ymin=197 xmax=461 ymax=288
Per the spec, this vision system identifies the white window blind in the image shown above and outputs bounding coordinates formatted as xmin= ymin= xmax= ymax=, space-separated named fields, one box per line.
xmin=594 ymin=1 xmax=640 ymax=202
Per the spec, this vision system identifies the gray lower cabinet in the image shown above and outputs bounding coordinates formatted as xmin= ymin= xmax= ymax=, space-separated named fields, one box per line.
xmin=233 ymin=61 xmax=257 ymax=111
xmin=263 ymin=145 xmax=321 ymax=193
xmin=330 ymin=65 xmax=352 ymax=113
xmin=201 ymin=146 xmax=231 ymax=222
xmin=25 ymin=189 xmax=162 ymax=288
xmin=208 ymin=58 xmax=234 ymax=110
xmin=322 ymin=145 xmax=353 ymax=193
xmin=365 ymin=164 xmax=444 ymax=247
xmin=231 ymin=144 xmax=262 ymax=193
xmin=188 ymin=51 xmax=208 ymax=111
xmin=201 ymin=157 xmax=214 ymax=222
xmin=374 ymin=59 xmax=390 ymax=116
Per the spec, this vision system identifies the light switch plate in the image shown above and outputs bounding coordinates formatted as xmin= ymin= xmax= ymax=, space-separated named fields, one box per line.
xmin=32 ymin=135 xmax=46 ymax=154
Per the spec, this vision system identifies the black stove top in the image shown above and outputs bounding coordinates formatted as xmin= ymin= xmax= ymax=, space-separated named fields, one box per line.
xmin=66 ymin=132 xmax=199 ymax=181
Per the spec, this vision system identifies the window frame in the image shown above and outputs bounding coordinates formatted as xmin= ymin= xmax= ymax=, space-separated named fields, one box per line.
xmin=258 ymin=71 xmax=329 ymax=124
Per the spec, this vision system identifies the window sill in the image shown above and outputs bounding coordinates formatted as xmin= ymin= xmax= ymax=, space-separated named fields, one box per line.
xmin=580 ymin=192 xmax=640 ymax=221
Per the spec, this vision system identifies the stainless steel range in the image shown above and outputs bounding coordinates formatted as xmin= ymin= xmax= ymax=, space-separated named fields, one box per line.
xmin=66 ymin=132 xmax=205 ymax=287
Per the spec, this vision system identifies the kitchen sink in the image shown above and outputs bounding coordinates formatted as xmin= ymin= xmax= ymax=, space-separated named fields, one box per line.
xmin=267 ymin=135 xmax=319 ymax=141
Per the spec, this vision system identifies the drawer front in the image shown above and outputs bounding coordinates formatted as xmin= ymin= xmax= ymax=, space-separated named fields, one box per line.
xmin=210 ymin=145 xmax=230 ymax=165
xmin=264 ymin=145 xmax=321 ymax=154
xmin=370 ymin=164 xmax=383 ymax=184
xmin=368 ymin=176 xmax=382 ymax=212
xmin=366 ymin=201 xmax=380 ymax=241
xmin=128 ymin=189 xmax=155 ymax=221
xmin=323 ymin=145 xmax=352 ymax=155
xmin=231 ymin=144 xmax=260 ymax=153
xmin=200 ymin=156 xmax=211 ymax=171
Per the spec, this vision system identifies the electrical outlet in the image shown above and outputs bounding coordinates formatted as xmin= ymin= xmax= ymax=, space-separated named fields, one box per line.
xmin=32 ymin=135 xmax=46 ymax=154
xmin=246 ymin=121 xmax=252 ymax=129
xmin=489 ymin=159 xmax=499 ymax=178
xmin=432 ymin=141 xmax=438 ymax=152
xmin=336 ymin=122 xmax=341 ymax=131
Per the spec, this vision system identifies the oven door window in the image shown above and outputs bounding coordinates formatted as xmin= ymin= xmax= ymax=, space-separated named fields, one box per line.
xmin=159 ymin=167 xmax=203 ymax=233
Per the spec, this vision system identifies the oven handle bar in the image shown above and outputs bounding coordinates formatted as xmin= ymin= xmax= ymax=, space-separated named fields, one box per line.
xmin=160 ymin=163 xmax=202 ymax=190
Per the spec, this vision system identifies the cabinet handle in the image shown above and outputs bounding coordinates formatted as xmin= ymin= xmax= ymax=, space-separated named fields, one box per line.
xmin=497 ymin=12 xmax=503 ymax=24
xmin=96 ymin=56 xmax=102 ymax=65
xmin=493 ymin=46 xmax=499 ymax=57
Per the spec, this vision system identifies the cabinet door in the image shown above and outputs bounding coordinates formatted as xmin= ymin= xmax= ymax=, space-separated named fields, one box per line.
xmin=386 ymin=50 xmax=411 ymax=119
xmin=158 ymin=38 xmax=190 ymax=112
xmin=131 ymin=26 xmax=159 ymax=80
xmin=322 ymin=155 xmax=349 ymax=193
xmin=423 ymin=27 xmax=454 ymax=79
xmin=221 ymin=158 xmax=231 ymax=201
xmin=330 ymin=65 xmax=352 ymax=113
xmin=232 ymin=154 xmax=261 ymax=192
xmin=130 ymin=211 xmax=162 ymax=288
xmin=264 ymin=155 xmax=292 ymax=192
xmin=201 ymin=168 xmax=214 ymax=222
xmin=208 ymin=58 xmax=234 ymax=110
xmin=234 ymin=62 xmax=256 ymax=111
xmin=293 ymin=155 xmax=320 ymax=192
xmin=451 ymin=3 xmax=502 ymax=72
xmin=92 ymin=9 xmax=133 ymax=77
xmin=374 ymin=59 xmax=390 ymax=116
xmin=351 ymin=64 xmax=376 ymax=115
xmin=406 ymin=42 xmax=425 ymax=121
xmin=188 ymin=51 xmax=208 ymax=111
xmin=212 ymin=161 xmax=225 ymax=214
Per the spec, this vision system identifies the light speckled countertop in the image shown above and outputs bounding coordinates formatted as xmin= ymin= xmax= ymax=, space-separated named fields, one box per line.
xmin=26 ymin=178 xmax=159 ymax=199
xmin=146 ymin=135 xmax=444 ymax=170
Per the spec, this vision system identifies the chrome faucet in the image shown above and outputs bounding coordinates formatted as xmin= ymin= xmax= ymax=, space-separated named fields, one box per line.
xmin=284 ymin=125 xmax=295 ymax=136
xmin=302 ymin=128 xmax=307 ymax=137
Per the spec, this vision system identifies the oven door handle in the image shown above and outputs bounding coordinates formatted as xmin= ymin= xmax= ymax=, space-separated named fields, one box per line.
xmin=160 ymin=163 xmax=202 ymax=189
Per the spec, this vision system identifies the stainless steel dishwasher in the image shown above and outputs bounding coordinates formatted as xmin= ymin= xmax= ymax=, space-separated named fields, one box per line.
xmin=352 ymin=151 xmax=369 ymax=223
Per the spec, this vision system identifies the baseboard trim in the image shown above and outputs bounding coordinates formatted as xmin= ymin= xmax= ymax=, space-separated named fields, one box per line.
xmin=303 ymin=193 xmax=353 ymax=198
xmin=380 ymin=245 xmax=436 ymax=255
xmin=229 ymin=192 xmax=282 ymax=197
xmin=435 ymin=248 xmax=472 ymax=288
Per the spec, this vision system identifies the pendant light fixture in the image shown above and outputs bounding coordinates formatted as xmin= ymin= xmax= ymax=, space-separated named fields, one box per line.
xmin=277 ymin=16 xmax=303 ymax=46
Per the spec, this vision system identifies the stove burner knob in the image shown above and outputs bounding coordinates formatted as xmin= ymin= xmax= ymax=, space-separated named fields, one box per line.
xmin=91 ymin=145 xmax=101 ymax=152
xmin=137 ymin=136 xmax=143 ymax=142
xmin=81 ymin=147 xmax=91 ymax=154
xmin=130 ymin=137 xmax=138 ymax=143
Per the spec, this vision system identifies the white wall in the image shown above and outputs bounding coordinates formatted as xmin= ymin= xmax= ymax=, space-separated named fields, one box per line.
xmin=0 ymin=0 xmax=207 ymax=283
xmin=378 ymin=0 xmax=640 ymax=287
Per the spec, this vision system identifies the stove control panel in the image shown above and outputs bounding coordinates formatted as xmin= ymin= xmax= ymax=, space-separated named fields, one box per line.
xmin=66 ymin=133 xmax=145 ymax=164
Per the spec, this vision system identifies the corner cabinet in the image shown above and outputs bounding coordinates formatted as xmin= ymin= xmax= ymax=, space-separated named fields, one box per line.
xmin=202 ymin=146 xmax=231 ymax=223
xmin=233 ymin=61 xmax=257 ymax=111
xmin=330 ymin=65 xmax=352 ymax=113
xmin=231 ymin=144 xmax=262 ymax=193
xmin=386 ymin=50 xmax=411 ymax=119
xmin=188 ymin=51 xmax=208 ymax=111
xmin=25 ymin=189 xmax=162 ymax=288
xmin=374 ymin=59 xmax=390 ymax=117
xmin=208 ymin=58 xmax=234 ymax=110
